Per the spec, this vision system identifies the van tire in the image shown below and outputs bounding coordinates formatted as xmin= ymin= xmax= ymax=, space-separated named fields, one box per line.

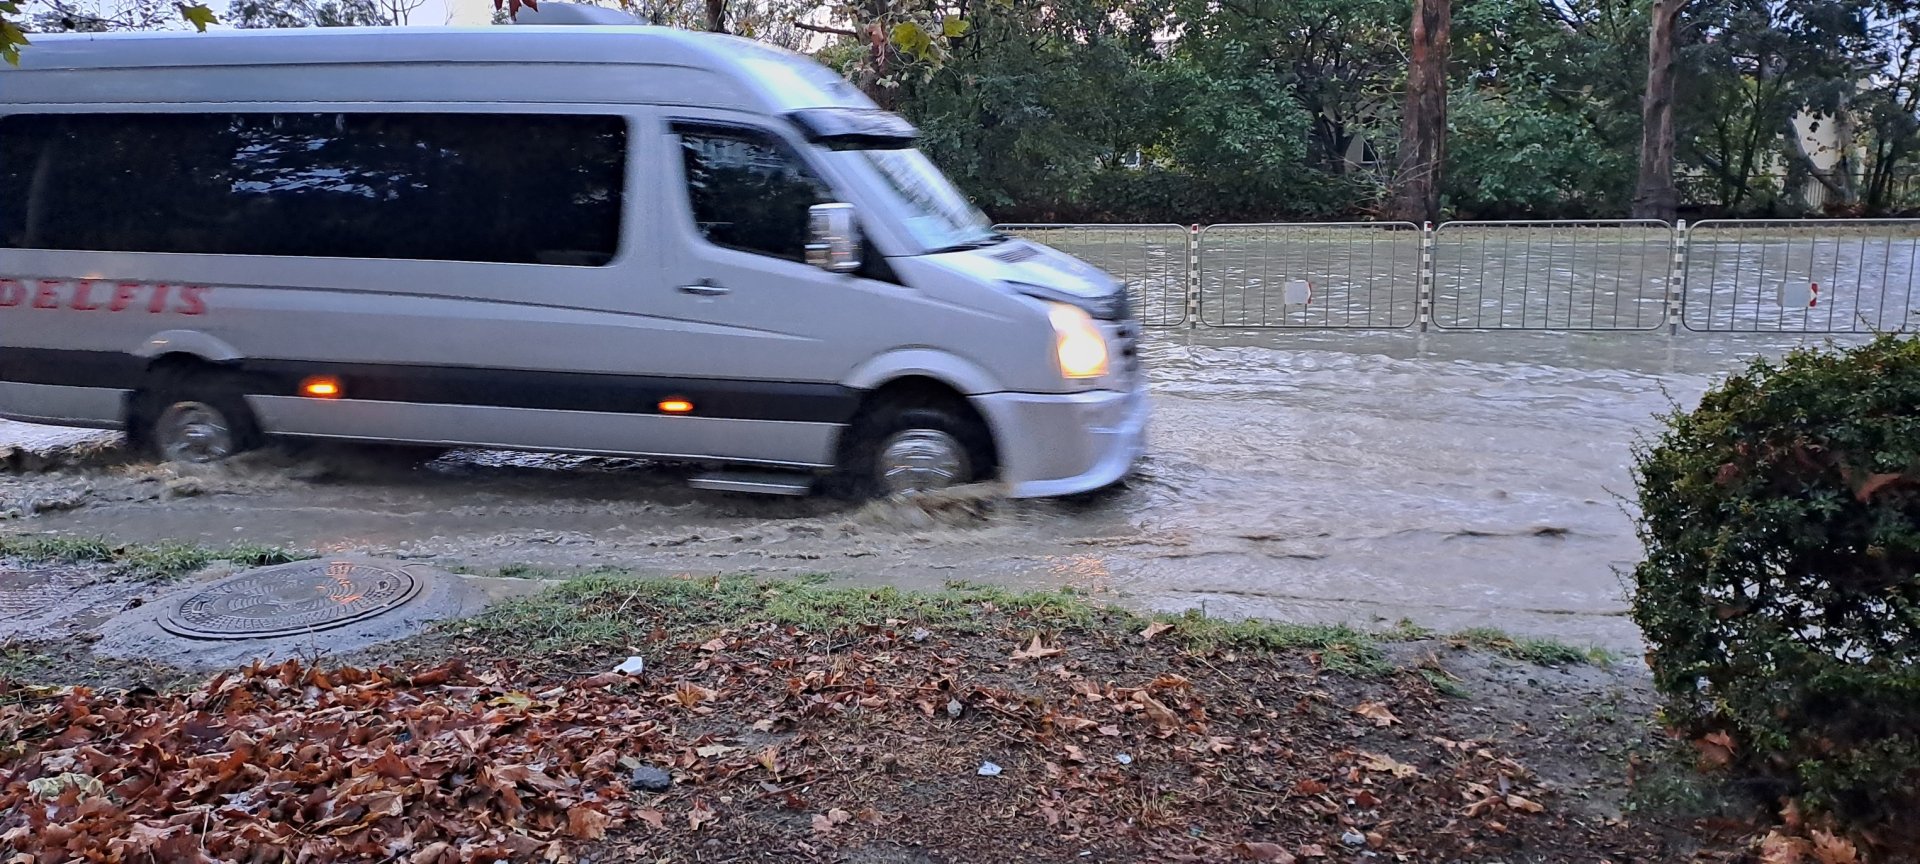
xmin=130 ymin=366 xmax=264 ymax=465
xmin=839 ymin=399 xmax=993 ymax=500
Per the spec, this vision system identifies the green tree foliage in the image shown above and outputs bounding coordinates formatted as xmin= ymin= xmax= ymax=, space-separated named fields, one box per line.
xmin=1676 ymin=0 xmax=1883 ymax=210
xmin=873 ymin=0 xmax=1920 ymax=221
xmin=1856 ymin=8 xmax=1920 ymax=211
xmin=2 ymin=2 xmax=28 ymax=64
xmin=890 ymin=0 xmax=1383 ymax=222
xmin=1445 ymin=0 xmax=1644 ymax=216
xmin=1630 ymin=335 xmax=1920 ymax=843
xmin=874 ymin=0 xmax=1666 ymax=220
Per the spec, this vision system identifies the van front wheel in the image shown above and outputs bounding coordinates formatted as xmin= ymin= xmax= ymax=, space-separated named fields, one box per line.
xmin=843 ymin=402 xmax=992 ymax=499
xmin=132 ymin=368 xmax=264 ymax=465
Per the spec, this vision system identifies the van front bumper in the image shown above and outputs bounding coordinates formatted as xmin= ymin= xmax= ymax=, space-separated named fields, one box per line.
xmin=972 ymin=385 xmax=1148 ymax=498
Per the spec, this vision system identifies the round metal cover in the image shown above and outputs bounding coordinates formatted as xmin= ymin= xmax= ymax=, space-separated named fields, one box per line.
xmin=161 ymin=559 xmax=424 ymax=640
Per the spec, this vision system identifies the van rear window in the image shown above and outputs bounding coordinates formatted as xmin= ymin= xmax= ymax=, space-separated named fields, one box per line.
xmin=0 ymin=112 xmax=626 ymax=266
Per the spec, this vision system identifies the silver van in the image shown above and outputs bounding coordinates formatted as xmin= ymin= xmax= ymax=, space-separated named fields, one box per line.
xmin=0 ymin=10 xmax=1146 ymax=498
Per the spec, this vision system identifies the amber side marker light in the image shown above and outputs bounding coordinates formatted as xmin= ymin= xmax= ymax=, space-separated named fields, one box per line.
xmin=659 ymin=399 xmax=694 ymax=414
xmin=300 ymin=377 xmax=343 ymax=399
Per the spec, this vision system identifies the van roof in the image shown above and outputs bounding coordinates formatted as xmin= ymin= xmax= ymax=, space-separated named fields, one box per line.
xmin=2 ymin=26 xmax=876 ymax=113
xmin=18 ymin=25 xmax=784 ymax=71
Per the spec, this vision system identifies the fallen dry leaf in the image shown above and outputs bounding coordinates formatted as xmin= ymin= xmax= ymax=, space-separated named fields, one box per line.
xmin=490 ymin=691 xmax=535 ymax=710
xmin=1352 ymin=701 xmax=1399 ymax=727
xmin=1011 ymin=635 xmax=1065 ymax=662
xmin=1854 ymin=471 xmax=1912 ymax=503
xmin=1358 ymin=752 xmax=1419 ymax=778
xmin=1140 ymin=621 xmax=1175 ymax=641
xmin=1694 ymin=731 xmax=1736 ymax=769
xmin=811 ymin=807 xmax=854 ymax=833
xmin=566 ymin=807 xmax=610 ymax=840
xmin=1809 ymin=829 xmax=1859 ymax=864
xmin=635 ymin=809 xmax=666 ymax=830
xmin=1505 ymin=794 xmax=1544 ymax=814
xmin=1233 ymin=841 xmax=1296 ymax=862
xmin=675 ymin=681 xmax=718 ymax=709
xmin=1135 ymin=691 xmax=1180 ymax=729
xmin=1760 ymin=831 xmax=1811 ymax=864
xmin=1781 ymin=799 xmax=1805 ymax=830
xmin=688 ymin=800 xmax=717 ymax=831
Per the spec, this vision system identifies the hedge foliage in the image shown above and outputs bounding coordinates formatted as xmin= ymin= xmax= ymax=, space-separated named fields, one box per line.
xmin=1631 ymin=335 xmax=1920 ymax=832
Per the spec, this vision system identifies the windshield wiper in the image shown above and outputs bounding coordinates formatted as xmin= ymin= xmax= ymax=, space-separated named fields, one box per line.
xmin=929 ymin=232 xmax=1011 ymax=254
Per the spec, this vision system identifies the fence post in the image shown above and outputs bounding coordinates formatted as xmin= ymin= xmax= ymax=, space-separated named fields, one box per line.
xmin=1669 ymin=219 xmax=1687 ymax=335
xmin=1418 ymin=222 xmax=1435 ymax=332
xmin=1186 ymin=224 xmax=1202 ymax=328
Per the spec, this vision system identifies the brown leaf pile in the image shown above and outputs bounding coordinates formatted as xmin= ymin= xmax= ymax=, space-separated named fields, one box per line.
xmin=0 ymin=615 xmax=1677 ymax=863
xmin=0 ymin=660 xmax=665 ymax=863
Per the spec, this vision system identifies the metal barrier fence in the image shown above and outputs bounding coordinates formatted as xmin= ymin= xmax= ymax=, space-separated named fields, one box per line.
xmin=994 ymin=219 xmax=1920 ymax=333
xmin=1432 ymin=221 xmax=1674 ymax=331
xmin=1682 ymin=219 xmax=1920 ymax=334
xmin=1197 ymin=223 xmax=1422 ymax=329
xmin=992 ymin=224 xmax=1192 ymax=327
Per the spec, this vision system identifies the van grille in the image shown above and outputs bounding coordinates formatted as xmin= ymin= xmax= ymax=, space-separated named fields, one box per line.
xmin=1113 ymin=320 xmax=1142 ymax=383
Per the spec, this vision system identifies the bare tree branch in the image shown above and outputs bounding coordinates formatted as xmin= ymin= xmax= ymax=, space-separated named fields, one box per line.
xmin=793 ymin=19 xmax=857 ymax=36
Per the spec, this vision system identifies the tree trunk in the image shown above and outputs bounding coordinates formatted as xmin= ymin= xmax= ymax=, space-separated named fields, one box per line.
xmin=1388 ymin=0 xmax=1450 ymax=224
xmin=703 ymin=0 xmax=726 ymax=32
xmin=1632 ymin=0 xmax=1686 ymax=221
xmin=1781 ymin=110 xmax=1859 ymax=212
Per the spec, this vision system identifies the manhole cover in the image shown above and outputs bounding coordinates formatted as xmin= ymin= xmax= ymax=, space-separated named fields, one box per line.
xmin=161 ymin=559 xmax=424 ymax=640
xmin=0 ymin=568 xmax=95 ymax=622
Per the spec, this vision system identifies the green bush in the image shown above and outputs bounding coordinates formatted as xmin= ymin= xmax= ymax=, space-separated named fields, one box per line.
xmin=1631 ymin=334 xmax=1920 ymax=830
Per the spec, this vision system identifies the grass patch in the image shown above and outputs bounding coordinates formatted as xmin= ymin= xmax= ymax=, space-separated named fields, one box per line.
xmin=1143 ymin=611 xmax=1389 ymax=675
xmin=1449 ymin=627 xmax=1616 ymax=667
xmin=0 ymin=534 xmax=301 ymax=581
xmin=1419 ymin=667 xmax=1472 ymax=699
xmin=460 ymin=573 xmax=1101 ymax=653
xmin=460 ymin=572 xmax=1392 ymax=675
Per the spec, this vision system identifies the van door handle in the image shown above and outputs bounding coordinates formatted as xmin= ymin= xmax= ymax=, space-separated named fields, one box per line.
xmin=679 ymin=281 xmax=730 ymax=297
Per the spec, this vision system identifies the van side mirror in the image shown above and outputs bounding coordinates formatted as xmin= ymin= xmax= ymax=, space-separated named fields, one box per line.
xmin=806 ymin=203 xmax=862 ymax=273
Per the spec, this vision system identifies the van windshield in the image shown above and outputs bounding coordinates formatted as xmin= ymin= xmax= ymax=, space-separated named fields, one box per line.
xmin=833 ymin=147 xmax=1001 ymax=254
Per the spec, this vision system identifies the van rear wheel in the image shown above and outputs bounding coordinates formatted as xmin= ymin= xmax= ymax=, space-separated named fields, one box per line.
xmin=133 ymin=367 xmax=264 ymax=465
xmin=843 ymin=400 xmax=993 ymax=499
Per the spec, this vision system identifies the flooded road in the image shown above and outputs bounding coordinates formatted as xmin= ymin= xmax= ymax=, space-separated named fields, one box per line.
xmin=0 ymin=329 xmax=1842 ymax=653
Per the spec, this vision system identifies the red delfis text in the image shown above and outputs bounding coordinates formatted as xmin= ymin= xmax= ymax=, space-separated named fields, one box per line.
xmin=0 ymin=279 xmax=210 ymax=315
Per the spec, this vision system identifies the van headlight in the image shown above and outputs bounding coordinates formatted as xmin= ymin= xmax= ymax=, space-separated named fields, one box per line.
xmin=1047 ymin=302 xmax=1109 ymax=379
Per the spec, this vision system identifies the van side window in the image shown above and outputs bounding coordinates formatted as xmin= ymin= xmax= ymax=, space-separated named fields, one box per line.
xmin=0 ymin=112 xmax=626 ymax=266
xmin=677 ymin=127 xmax=831 ymax=262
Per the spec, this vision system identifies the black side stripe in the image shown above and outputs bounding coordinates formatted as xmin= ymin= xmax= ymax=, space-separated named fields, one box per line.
xmin=0 ymin=347 xmax=147 ymax=390
xmin=0 ymin=348 xmax=862 ymax=424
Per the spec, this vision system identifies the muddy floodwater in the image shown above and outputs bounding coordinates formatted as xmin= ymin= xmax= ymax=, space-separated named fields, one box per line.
xmin=0 ymin=329 xmax=1848 ymax=653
